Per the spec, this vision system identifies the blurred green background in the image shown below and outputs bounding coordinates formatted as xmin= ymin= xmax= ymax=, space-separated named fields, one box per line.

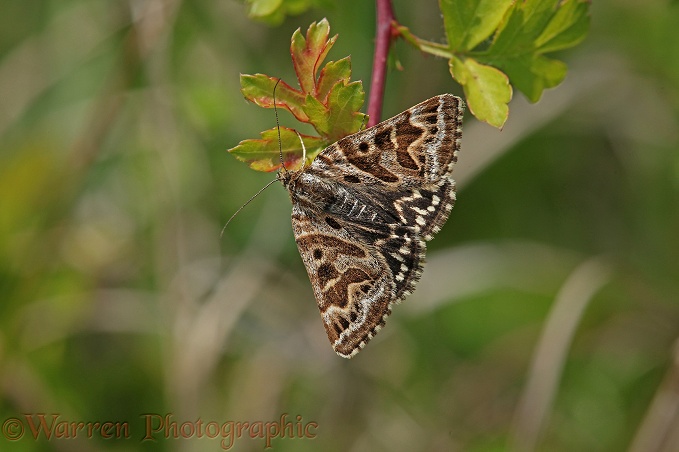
xmin=1 ymin=1 xmax=679 ymax=451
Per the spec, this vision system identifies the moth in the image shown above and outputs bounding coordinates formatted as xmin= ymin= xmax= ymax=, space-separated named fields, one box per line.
xmin=280 ymin=94 xmax=464 ymax=358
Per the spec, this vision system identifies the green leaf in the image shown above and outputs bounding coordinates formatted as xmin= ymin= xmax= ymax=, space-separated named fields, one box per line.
xmin=302 ymin=94 xmax=330 ymax=135
xmin=482 ymin=0 xmax=589 ymax=101
xmin=441 ymin=0 xmax=514 ymax=51
xmin=536 ymin=0 xmax=591 ymax=53
xmin=489 ymin=0 xmax=559 ymax=55
xmin=450 ymin=56 xmax=512 ymax=128
xmin=247 ymin=0 xmax=283 ymax=17
xmin=228 ymin=127 xmax=326 ymax=172
xmin=481 ymin=54 xmax=566 ymax=102
xmin=396 ymin=24 xmax=453 ymax=59
xmin=419 ymin=0 xmax=591 ymax=126
xmin=245 ymin=0 xmax=319 ymax=25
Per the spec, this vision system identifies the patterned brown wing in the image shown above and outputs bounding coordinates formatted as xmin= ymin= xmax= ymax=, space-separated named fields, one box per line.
xmin=282 ymin=94 xmax=464 ymax=358
xmin=308 ymin=94 xmax=464 ymax=240
xmin=291 ymin=204 xmax=424 ymax=358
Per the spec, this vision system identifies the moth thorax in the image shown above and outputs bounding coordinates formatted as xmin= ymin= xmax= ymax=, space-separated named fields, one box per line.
xmin=286 ymin=172 xmax=336 ymax=210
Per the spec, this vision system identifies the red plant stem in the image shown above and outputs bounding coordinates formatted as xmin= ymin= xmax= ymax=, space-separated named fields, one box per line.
xmin=367 ymin=0 xmax=396 ymax=127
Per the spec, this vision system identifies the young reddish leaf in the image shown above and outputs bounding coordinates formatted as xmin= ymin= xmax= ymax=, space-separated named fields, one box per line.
xmin=240 ymin=74 xmax=308 ymax=122
xmin=291 ymin=18 xmax=337 ymax=94
xmin=325 ymin=81 xmax=367 ymax=142
xmin=231 ymin=19 xmax=366 ymax=172
xmin=302 ymin=94 xmax=330 ymax=136
xmin=301 ymin=81 xmax=367 ymax=141
xmin=316 ymin=57 xmax=352 ymax=102
xmin=228 ymin=127 xmax=326 ymax=172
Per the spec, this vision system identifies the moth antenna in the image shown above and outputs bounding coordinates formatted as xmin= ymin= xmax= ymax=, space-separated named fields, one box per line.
xmin=272 ymin=78 xmax=288 ymax=174
xmin=222 ymin=78 xmax=290 ymax=238
xmin=294 ymin=130 xmax=307 ymax=168
xmin=220 ymin=177 xmax=279 ymax=238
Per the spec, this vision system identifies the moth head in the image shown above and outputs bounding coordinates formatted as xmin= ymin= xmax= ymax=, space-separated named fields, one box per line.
xmin=282 ymin=172 xmax=337 ymax=213
xmin=279 ymin=168 xmax=303 ymax=196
